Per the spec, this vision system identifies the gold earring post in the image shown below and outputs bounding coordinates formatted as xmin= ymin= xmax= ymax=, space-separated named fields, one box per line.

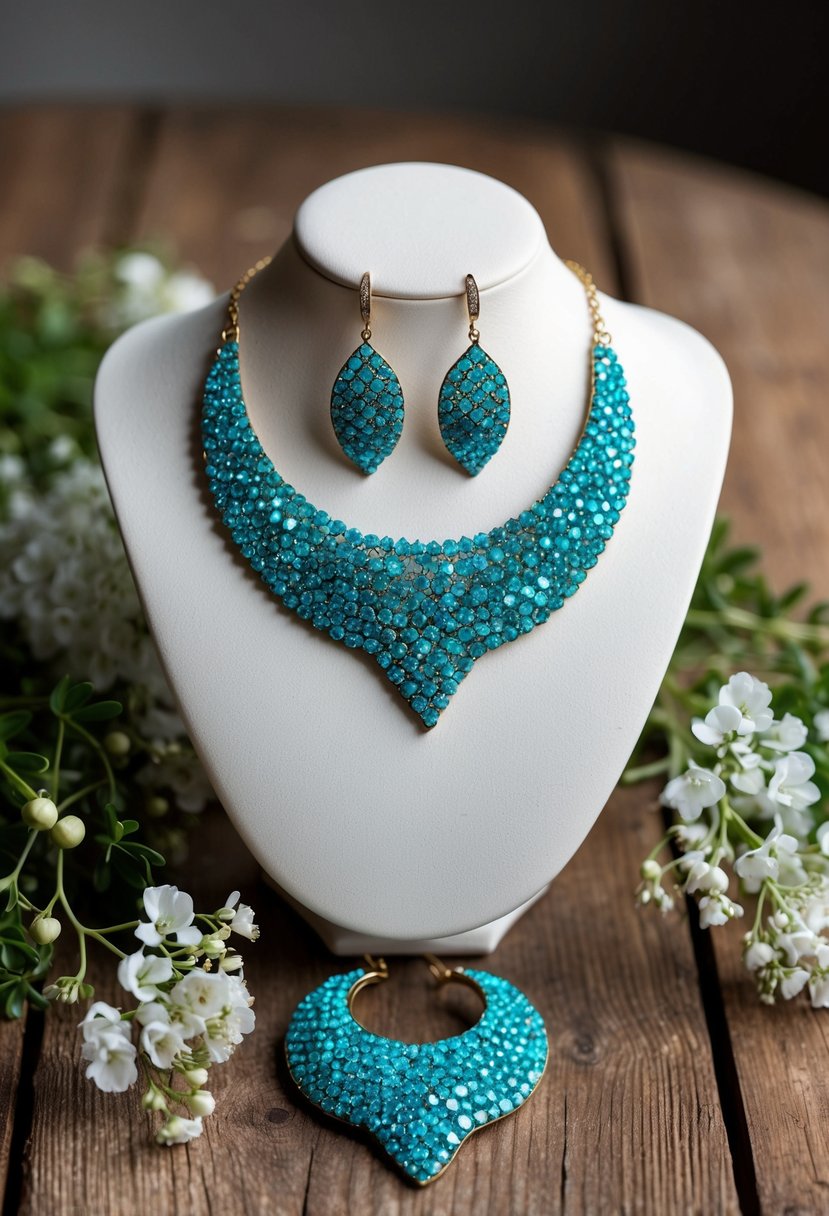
xmin=359 ymin=271 xmax=372 ymax=342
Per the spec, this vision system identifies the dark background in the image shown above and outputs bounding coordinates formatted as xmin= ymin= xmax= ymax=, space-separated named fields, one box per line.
xmin=2 ymin=0 xmax=828 ymax=196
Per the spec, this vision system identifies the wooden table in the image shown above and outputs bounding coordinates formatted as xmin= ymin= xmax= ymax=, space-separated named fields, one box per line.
xmin=1 ymin=105 xmax=828 ymax=1216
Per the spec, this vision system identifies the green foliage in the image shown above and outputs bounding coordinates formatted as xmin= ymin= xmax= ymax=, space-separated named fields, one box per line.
xmin=627 ymin=518 xmax=829 ymax=794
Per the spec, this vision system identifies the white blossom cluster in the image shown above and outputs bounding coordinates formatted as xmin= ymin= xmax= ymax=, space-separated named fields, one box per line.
xmin=77 ymin=884 xmax=258 ymax=1144
xmin=0 ymin=250 xmax=216 ymax=814
xmin=0 ymin=453 xmax=212 ymax=811
xmin=638 ymin=672 xmax=829 ymax=1005
xmin=108 ymin=251 xmax=214 ymax=329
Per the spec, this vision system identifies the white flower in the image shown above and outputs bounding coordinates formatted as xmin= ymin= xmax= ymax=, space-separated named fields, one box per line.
xmin=815 ymin=709 xmax=829 ymax=743
xmin=170 ymin=969 xmax=233 ymax=1022
xmin=162 ymin=270 xmax=214 ymax=315
xmin=135 ymin=997 xmax=204 ymax=1040
xmin=767 ymin=752 xmax=820 ymax=813
xmin=730 ymin=766 xmax=765 ymax=796
xmin=691 ymin=703 xmax=743 ymax=747
xmin=117 ymin=949 xmax=174 ymax=1001
xmin=809 ymin=973 xmax=829 ymax=1007
xmin=779 ymin=968 xmax=811 ymax=1000
xmin=79 ymin=1001 xmax=129 ymax=1043
xmin=818 ymin=823 xmax=829 ymax=857
xmin=156 ymin=1115 xmax=204 ymax=1146
xmin=744 ymin=940 xmax=775 ymax=971
xmin=186 ymin=1090 xmax=216 ymax=1118
xmin=809 ymin=945 xmax=829 ymax=1007
xmin=674 ymin=821 xmax=709 ymax=849
xmin=135 ymin=885 xmax=201 ymax=947
xmin=0 ymin=459 xmax=211 ymax=805
xmin=685 ymin=862 xmax=730 ymax=895
xmin=718 ymin=672 xmax=774 ymax=735
xmin=734 ymin=820 xmax=801 ymax=893
xmin=761 ymin=714 xmax=809 ymax=752
xmin=111 ymin=253 xmax=214 ymax=328
xmin=224 ymin=890 xmax=260 ymax=941
xmin=201 ymin=973 xmax=256 ymax=1064
xmin=803 ymin=886 xmax=829 ymax=934
xmin=771 ymin=911 xmax=819 ymax=965
xmin=698 ymin=893 xmax=744 ymax=928
xmin=140 ymin=1019 xmax=187 ymax=1069
xmin=662 ymin=762 xmax=726 ymax=821
xmin=81 ymin=1028 xmax=138 ymax=1093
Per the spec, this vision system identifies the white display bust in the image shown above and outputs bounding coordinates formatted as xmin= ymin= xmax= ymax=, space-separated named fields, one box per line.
xmin=95 ymin=163 xmax=731 ymax=954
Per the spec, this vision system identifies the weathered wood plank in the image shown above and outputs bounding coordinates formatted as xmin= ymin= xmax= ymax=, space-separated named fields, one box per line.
xmin=610 ymin=140 xmax=829 ymax=592
xmin=0 ymin=106 xmax=140 ymax=272
xmin=0 ymin=1019 xmax=24 ymax=1200
xmin=611 ymin=138 xmax=829 ymax=1214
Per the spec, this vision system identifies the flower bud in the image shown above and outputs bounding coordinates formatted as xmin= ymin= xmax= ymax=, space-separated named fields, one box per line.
xmin=30 ymin=915 xmax=61 ymax=944
xmin=219 ymin=953 xmax=244 ymax=973
xmin=104 ymin=730 xmax=131 ymax=757
xmin=50 ymin=815 xmax=86 ymax=849
xmin=640 ymin=859 xmax=661 ymax=881
xmin=186 ymin=1090 xmax=215 ymax=1118
xmin=183 ymin=1066 xmax=209 ymax=1087
xmin=21 ymin=794 xmax=58 ymax=831
xmin=142 ymin=1087 xmax=169 ymax=1112
xmin=200 ymin=934 xmax=226 ymax=957
xmin=146 ymin=795 xmax=170 ymax=819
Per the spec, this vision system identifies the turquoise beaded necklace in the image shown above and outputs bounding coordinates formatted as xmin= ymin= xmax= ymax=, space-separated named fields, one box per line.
xmin=201 ymin=261 xmax=635 ymax=728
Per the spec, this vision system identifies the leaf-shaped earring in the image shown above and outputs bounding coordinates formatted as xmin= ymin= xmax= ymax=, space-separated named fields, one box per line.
xmin=438 ymin=274 xmax=510 ymax=475
xmin=330 ymin=272 xmax=404 ymax=474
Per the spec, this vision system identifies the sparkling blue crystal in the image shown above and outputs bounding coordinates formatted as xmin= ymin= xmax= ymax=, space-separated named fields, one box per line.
xmin=285 ymin=967 xmax=548 ymax=1185
xmin=438 ymin=343 xmax=510 ymax=475
xmin=202 ymin=340 xmax=635 ymax=729
xmin=330 ymin=342 xmax=404 ymax=474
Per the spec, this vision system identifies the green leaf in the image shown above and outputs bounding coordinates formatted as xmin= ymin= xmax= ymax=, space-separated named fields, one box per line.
xmin=118 ymin=841 xmax=165 ymax=867
xmin=64 ymin=681 xmax=93 ymax=712
xmin=5 ymin=751 xmax=49 ymax=774
xmin=4 ymin=983 xmax=25 ymax=1019
xmin=92 ymin=858 xmax=111 ymax=893
xmin=72 ymin=700 xmax=122 ymax=722
xmin=25 ymin=984 xmax=50 ymax=1011
xmin=0 ymin=711 xmax=32 ymax=741
xmin=48 ymin=674 xmax=71 ymax=714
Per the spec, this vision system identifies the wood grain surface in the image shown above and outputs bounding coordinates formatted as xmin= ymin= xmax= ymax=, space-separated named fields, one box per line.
xmin=1 ymin=104 xmax=827 ymax=1216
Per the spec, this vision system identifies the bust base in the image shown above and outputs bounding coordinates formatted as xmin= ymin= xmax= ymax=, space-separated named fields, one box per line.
xmin=263 ymin=872 xmax=549 ymax=955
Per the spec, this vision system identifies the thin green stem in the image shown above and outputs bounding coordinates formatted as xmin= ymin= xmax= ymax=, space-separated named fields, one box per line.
xmin=56 ymin=778 xmax=106 ymax=813
xmin=0 ymin=759 xmax=37 ymax=802
xmin=684 ymin=607 xmax=829 ymax=646
xmin=8 ymin=829 xmax=38 ymax=884
xmin=64 ymin=717 xmax=116 ymax=799
xmin=51 ymin=717 xmax=65 ymax=801
xmin=750 ymin=883 xmax=770 ymax=937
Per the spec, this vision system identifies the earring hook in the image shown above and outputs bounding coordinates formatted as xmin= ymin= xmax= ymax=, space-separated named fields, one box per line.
xmin=359 ymin=271 xmax=372 ymax=341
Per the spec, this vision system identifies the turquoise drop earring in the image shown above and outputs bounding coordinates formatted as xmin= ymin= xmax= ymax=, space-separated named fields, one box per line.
xmin=330 ymin=272 xmax=404 ymax=474
xmin=437 ymin=275 xmax=511 ymax=475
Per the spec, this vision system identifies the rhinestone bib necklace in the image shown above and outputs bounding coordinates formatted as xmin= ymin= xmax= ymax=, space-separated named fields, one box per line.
xmin=201 ymin=261 xmax=635 ymax=728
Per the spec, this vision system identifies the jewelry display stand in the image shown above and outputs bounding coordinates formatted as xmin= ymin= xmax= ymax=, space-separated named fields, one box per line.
xmin=94 ymin=163 xmax=731 ymax=954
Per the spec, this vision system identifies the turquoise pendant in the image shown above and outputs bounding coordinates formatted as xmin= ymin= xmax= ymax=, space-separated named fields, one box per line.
xmin=285 ymin=964 xmax=548 ymax=1185
xmin=330 ymin=341 xmax=405 ymax=474
xmin=437 ymin=342 xmax=511 ymax=475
